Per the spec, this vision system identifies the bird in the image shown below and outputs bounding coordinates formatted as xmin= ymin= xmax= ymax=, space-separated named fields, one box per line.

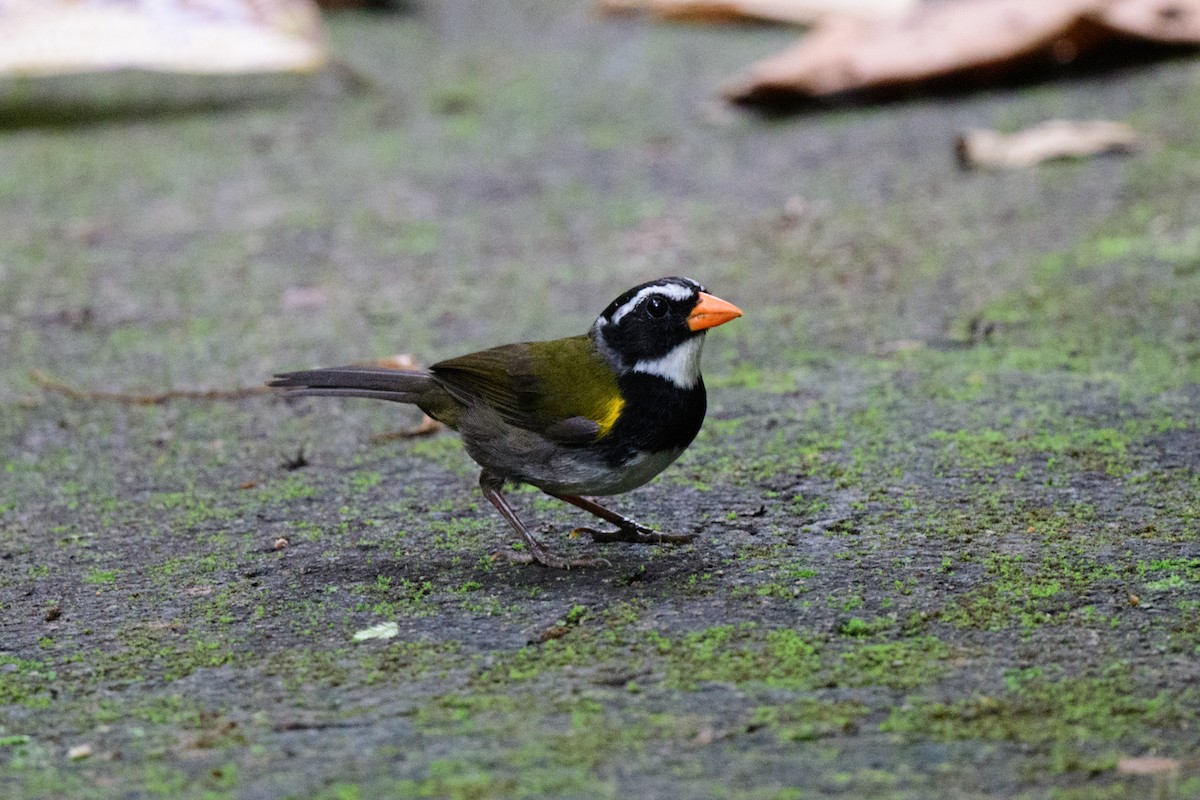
xmin=270 ymin=276 xmax=742 ymax=569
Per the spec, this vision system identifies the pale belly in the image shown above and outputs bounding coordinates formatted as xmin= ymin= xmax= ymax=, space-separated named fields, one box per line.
xmin=457 ymin=405 xmax=688 ymax=496
xmin=528 ymin=447 xmax=686 ymax=496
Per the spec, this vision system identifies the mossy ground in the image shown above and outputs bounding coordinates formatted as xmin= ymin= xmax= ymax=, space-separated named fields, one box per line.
xmin=2 ymin=3 xmax=1200 ymax=798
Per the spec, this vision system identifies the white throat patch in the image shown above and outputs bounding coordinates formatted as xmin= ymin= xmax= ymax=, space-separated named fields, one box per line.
xmin=631 ymin=337 xmax=704 ymax=389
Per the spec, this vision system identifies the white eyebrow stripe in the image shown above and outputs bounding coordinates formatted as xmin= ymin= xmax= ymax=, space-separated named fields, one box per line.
xmin=609 ymin=283 xmax=694 ymax=325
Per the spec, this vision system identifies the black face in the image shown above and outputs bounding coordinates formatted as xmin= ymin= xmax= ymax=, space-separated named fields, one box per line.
xmin=594 ymin=277 xmax=705 ymax=364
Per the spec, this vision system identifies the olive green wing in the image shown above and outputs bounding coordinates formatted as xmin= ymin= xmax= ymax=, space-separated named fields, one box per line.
xmin=430 ymin=336 xmax=623 ymax=445
xmin=429 ymin=343 xmax=545 ymax=429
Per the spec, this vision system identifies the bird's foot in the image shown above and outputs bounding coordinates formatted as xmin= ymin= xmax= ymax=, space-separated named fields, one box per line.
xmin=492 ymin=548 xmax=610 ymax=570
xmin=572 ymin=525 xmax=696 ymax=545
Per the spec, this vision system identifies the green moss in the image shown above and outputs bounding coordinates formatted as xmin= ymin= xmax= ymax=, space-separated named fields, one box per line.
xmin=261 ymin=474 xmax=317 ymax=503
xmin=94 ymin=695 xmax=206 ymax=727
xmin=0 ymin=655 xmax=55 ymax=708
xmin=424 ymin=516 xmax=492 ymax=554
xmin=750 ymin=698 xmax=869 ymax=742
xmin=940 ymin=548 xmax=1122 ymax=630
xmin=833 ymin=637 xmax=951 ymax=690
xmin=653 ymin=625 xmax=820 ymax=690
xmin=1140 ymin=558 xmax=1200 ymax=591
xmin=673 ymin=407 xmax=848 ymax=488
xmin=413 ymin=691 xmax=523 ymax=732
xmin=405 ymin=435 xmax=472 ymax=477
xmin=352 ymin=575 xmax=439 ymax=618
xmin=1039 ymin=782 xmax=1152 ymax=800
xmin=346 ymin=470 xmax=384 ymax=493
xmin=357 ymin=640 xmax=461 ymax=686
xmin=392 ymin=760 xmax=519 ymax=800
xmin=883 ymin=664 xmax=1198 ymax=747
xmin=960 ymin=222 xmax=1200 ymax=390
xmin=146 ymin=488 xmax=244 ymax=527
xmin=733 ymin=546 xmax=818 ymax=598
xmin=82 ymin=567 xmax=120 ymax=585
xmin=837 ymin=616 xmax=892 ymax=637
xmin=929 ymin=426 xmax=1134 ymax=477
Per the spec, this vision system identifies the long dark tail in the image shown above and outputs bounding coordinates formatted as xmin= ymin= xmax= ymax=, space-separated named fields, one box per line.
xmin=269 ymin=366 xmax=445 ymax=406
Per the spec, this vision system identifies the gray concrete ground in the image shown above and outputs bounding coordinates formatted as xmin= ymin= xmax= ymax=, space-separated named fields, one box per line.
xmin=1 ymin=3 xmax=1199 ymax=798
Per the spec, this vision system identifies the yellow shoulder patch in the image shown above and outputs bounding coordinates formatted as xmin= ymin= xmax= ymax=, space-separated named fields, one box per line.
xmin=594 ymin=395 xmax=625 ymax=437
xmin=526 ymin=335 xmax=626 ymax=438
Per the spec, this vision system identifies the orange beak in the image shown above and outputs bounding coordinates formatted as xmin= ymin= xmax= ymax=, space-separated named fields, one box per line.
xmin=688 ymin=292 xmax=743 ymax=332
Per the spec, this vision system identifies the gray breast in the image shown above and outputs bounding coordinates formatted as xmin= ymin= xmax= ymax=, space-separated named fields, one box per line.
xmin=455 ymin=404 xmax=684 ymax=496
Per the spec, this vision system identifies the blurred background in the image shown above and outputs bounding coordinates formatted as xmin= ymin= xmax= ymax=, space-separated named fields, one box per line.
xmin=2 ymin=2 xmax=1199 ymax=798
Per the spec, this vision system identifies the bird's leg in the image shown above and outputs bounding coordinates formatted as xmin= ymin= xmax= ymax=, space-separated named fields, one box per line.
xmin=478 ymin=473 xmax=604 ymax=569
xmin=550 ymin=493 xmax=696 ymax=545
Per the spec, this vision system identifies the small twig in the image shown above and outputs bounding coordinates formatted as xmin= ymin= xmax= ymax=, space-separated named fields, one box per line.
xmin=956 ymin=120 xmax=1141 ymax=170
xmin=30 ymin=370 xmax=270 ymax=405
xmin=369 ymin=415 xmax=443 ymax=442
xmin=272 ymin=720 xmax=369 ymax=732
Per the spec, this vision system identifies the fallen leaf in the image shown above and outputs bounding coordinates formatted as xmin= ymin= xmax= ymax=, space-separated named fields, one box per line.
xmin=1105 ymin=0 xmax=1200 ymax=41
xmin=725 ymin=0 xmax=1200 ymax=107
xmin=316 ymin=0 xmax=393 ymax=7
xmin=1117 ymin=756 xmax=1180 ymax=775
xmin=369 ymin=353 xmax=423 ymax=370
xmin=352 ymin=621 xmax=399 ymax=642
xmin=956 ymin=120 xmax=1140 ymax=169
xmin=599 ymin=0 xmax=916 ymax=26
xmin=66 ymin=744 xmax=93 ymax=760
xmin=537 ymin=625 xmax=571 ymax=643
xmin=369 ymin=414 xmax=443 ymax=442
xmin=0 ymin=0 xmax=326 ymax=77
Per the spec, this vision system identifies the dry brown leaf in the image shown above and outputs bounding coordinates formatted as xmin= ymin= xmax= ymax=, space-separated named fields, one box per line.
xmin=66 ymin=744 xmax=94 ymax=760
xmin=725 ymin=0 xmax=1200 ymax=106
xmin=0 ymin=0 xmax=326 ymax=76
xmin=599 ymin=0 xmax=916 ymax=26
xmin=536 ymin=625 xmax=572 ymax=643
xmin=956 ymin=119 xmax=1141 ymax=169
xmin=1117 ymin=756 xmax=1181 ymax=775
xmin=1103 ymin=0 xmax=1200 ymax=40
xmin=369 ymin=416 xmax=442 ymax=442
xmin=368 ymin=354 xmax=423 ymax=371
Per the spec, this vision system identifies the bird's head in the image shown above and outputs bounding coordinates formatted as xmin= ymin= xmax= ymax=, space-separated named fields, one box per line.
xmin=591 ymin=276 xmax=742 ymax=389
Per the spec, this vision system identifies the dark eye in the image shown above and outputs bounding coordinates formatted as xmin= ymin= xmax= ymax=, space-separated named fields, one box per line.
xmin=645 ymin=296 xmax=669 ymax=318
